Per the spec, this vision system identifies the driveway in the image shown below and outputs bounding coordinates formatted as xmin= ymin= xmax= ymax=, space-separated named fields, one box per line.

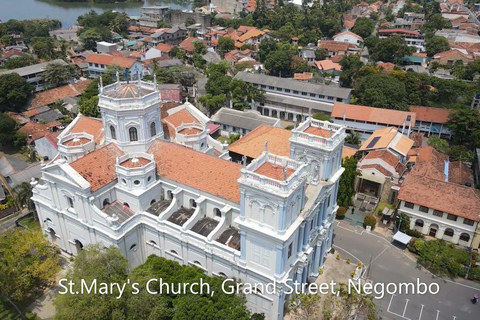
xmin=333 ymin=220 xmax=480 ymax=320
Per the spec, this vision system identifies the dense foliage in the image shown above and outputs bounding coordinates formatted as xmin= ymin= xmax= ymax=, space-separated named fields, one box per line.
xmin=77 ymin=10 xmax=129 ymax=49
xmin=363 ymin=215 xmax=376 ymax=229
xmin=54 ymin=245 xmax=264 ymax=320
xmin=0 ymin=19 xmax=61 ymax=43
xmin=0 ymin=113 xmax=26 ymax=148
xmin=0 ymin=73 xmax=33 ymax=113
xmin=0 ymin=228 xmax=60 ymax=304
xmin=337 ymin=156 xmax=358 ymax=208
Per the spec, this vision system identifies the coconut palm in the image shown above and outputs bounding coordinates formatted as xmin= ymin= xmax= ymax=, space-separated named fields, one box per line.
xmin=345 ymin=132 xmax=361 ymax=146
xmin=15 ymin=182 xmax=34 ymax=213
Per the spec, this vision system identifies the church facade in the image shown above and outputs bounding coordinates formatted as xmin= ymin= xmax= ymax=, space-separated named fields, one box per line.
xmin=32 ymin=78 xmax=346 ymax=320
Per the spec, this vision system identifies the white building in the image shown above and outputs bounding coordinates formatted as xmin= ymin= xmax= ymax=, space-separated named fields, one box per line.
xmin=211 ymin=108 xmax=280 ymax=136
xmin=96 ymin=41 xmax=117 ymax=53
xmin=332 ymin=31 xmax=364 ymax=46
xmin=85 ymin=54 xmax=143 ymax=78
xmin=32 ymin=77 xmax=346 ymax=320
xmin=397 ymin=146 xmax=480 ymax=247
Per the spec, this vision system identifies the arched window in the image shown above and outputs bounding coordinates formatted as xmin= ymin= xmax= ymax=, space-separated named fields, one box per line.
xmin=171 ymin=250 xmax=178 ymax=255
xmin=415 ymin=219 xmax=424 ymax=227
xmin=149 ymin=240 xmax=158 ymax=246
xmin=167 ymin=190 xmax=173 ymax=200
xmin=123 ymin=202 xmax=130 ymax=209
xmin=459 ymin=233 xmax=470 ymax=242
xmin=190 ymin=199 xmax=197 ymax=208
xmin=150 ymin=199 xmax=156 ymax=205
xmin=218 ymin=272 xmax=227 ymax=278
xmin=150 ymin=122 xmax=156 ymax=137
xmin=193 ymin=260 xmax=202 ymax=267
xmin=214 ymin=208 xmax=221 ymax=217
xmin=129 ymin=244 xmax=137 ymax=252
xmin=102 ymin=198 xmax=110 ymax=208
xmin=110 ymin=125 xmax=116 ymax=140
xmin=129 ymin=127 xmax=138 ymax=141
xmin=444 ymin=228 xmax=454 ymax=237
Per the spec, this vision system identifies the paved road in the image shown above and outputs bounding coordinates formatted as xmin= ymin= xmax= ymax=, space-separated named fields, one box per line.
xmin=333 ymin=221 xmax=480 ymax=320
xmin=0 ymin=211 xmax=29 ymax=233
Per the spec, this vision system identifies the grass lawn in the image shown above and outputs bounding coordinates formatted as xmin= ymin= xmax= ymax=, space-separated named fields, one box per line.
xmin=17 ymin=214 xmax=40 ymax=231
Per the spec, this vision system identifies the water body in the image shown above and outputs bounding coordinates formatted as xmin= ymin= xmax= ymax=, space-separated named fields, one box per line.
xmin=0 ymin=0 xmax=192 ymax=28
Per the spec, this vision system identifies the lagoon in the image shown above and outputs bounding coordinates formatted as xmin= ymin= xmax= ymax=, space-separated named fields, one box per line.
xmin=0 ymin=0 xmax=192 ymax=28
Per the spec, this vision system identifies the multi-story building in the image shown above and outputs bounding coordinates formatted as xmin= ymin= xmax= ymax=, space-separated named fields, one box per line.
xmin=0 ymin=59 xmax=70 ymax=92
xmin=85 ymin=54 xmax=143 ymax=78
xmin=234 ymin=72 xmax=351 ymax=122
xmin=211 ymin=108 xmax=280 ymax=136
xmin=395 ymin=13 xmax=426 ymax=31
xmin=397 ymin=147 xmax=480 ymax=247
xmin=408 ymin=105 xmax=455 ymax=138
xmin=378 ymin=28 xmax=425 ymax=52
xmin=32 ymin=77 xmax=346 ymax=319
xmin=140 ymin=6 xmax=170 ymax=28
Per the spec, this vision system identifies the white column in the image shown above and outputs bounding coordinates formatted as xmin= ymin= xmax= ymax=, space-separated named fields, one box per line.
xmin=436 ymin=228 xmax=445 ymax=239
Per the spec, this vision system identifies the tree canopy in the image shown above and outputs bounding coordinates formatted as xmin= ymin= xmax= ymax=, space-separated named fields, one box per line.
xmin=351 ymin=17 xmax=375 ymax=38
xmin=43 ymin=63 xmax=76 ymax=89
xmin=54 ymin=246 xmax=264 ymax=320
xmin=0 ymin=228 xmax=60 ymax=304
xmin=0 ymin=73 xmax=33 ymax=113
xmin=0 ymin=112 xmax=26 ymax=148
xmin=369 ymin=36 xmax=415 ymax=63
xmin=425 ymin=36 xmax=450 ymax=57
xmin=337 ymin=156 xmax=358 ymax=208
xmin=447 ymin=108 xmax=480 ymax=147
xmin=354 ymin=73 xmax=408 ymax=110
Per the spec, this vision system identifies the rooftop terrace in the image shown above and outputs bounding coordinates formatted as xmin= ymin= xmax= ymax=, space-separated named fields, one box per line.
xmin=102 ymin=201 xmax=134 ymax=224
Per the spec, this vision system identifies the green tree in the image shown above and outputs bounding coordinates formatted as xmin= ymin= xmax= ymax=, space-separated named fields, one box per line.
xmin=370 ymin=36 xmax=415 ymax=63
xmin=0 ymin=73 xmax=33 ymax=112
xmin=337 ymin=156 xmax=358 ymax=208
xmin=447 ymin=108 xmax=480 ymax=146
xmin=451 ymin=60 xmax=465 ymax=79
xmin=79 ymin=28 xmax=102 ymax=51
xmin=3 ymin=55 xmax=38 ymax=69
xmin=79 ymin=96 xmax=100 ymax=118
xmin=0 ymin=113 xmax=26 ymax=148
xmin=0 ymin=228 xmax=60 ymax=305
xmin=354 ymin=73 xmax=408 ymax=109
xmin=54 ymin=245 xmax=129 ymax=320
xmin=425 ymin=36 xmax=450 ymax=57
xmin=199 ymin=93 xmax=226 ymax=115
xmin=43 ymin=63 xmax=75 ymax=89
xmin=194 ymin=41 xmax=207 ymax=55
xmin=264 ymin=50 xmax=295 ymax=77
xmin=339 ymin=55 xmax=364 ymax=88
xmin=258 ymin=38 xmax=278 ymax=63
xmin=31 ymin=37 xmax=56 ymax=60
xmin=314 ymin=48 xmax=328 ymax=61
xmin=217 ymin=37 xmax=235 ymax=57
xmin=15 ymin=182 xmax=34 ymax=212
xmin=352 ymin=17 xmax=375 ymax=38
xmin=427 ymin=136 xmax=449 ymax=153
xmin=345 ymin=132 xmax=361 ymax=146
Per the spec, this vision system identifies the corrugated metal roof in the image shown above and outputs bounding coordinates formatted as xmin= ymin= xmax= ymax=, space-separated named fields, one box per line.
xmin=211 ymin=108 xmax=279 ymax=131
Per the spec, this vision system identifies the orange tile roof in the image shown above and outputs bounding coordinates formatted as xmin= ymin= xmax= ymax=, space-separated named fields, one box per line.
xmin=293 ymin=72 xmax=313 ymax=80
xmin=18 ymin=122 xmax=50 ymax=141
xmin=364 ymin=149 xmax=400 ymax=168
xmin=344 ymin=20 xmax=356 ymax=29
xmin=179 ymin=37 xmax=200 ymax=53
xmin=238 ymin=29 xmax=265 ymax=42
xmin=332 ymin=103 xmax=416 ymax=127
xmin=23 ymin=109 xmax=39 ymax=117
xmin=408 ymin=106 xmax=455 ymax=124
xmin=378 ymin=28 xmax=420 ymax=36
xmin=29 ymin=80 xmax=92 ymax=109
xmin=63 ymin=137 xmax=91 ymax=146
xmin=342 ymin=146 xmax=357 ymax=159
xmin=330 ymin=55 xmax=345 ymax=63
xmin=70 ymin=143 xmax=124 ymax=192
xmin=130 ymin=51 xmax=142 ymax=58
xmin=85 ymin=54 xmax=137 ymax=68
xmin=228 ymin=125 xmax=291 ymax=159
xmin=359 ymin=127 xmax=414 ymax=156
xmin=412 ymin=52 xmax=427 ymax=57
xmin=70 ymin=115 xmax=104 ymax=145
xmin=433 ymin=49 xmax=473 ymax=60
xmin=398 ymin=167 xmax=480 ymax=221
xmin=2 ymin=50 xmax=26 ymax=59
xmin=319 ymin=40 xmax=354 ymax=52
xmin=304 ymin=126 xmax=331 ymax=138
xmin=360 ymin=164 xmax=393 ymax=177
xmin=120 ymin=157 xmax=151 ymax=168
xmin=255 ymin=162 xmax=295 ymax=180
xmin=315 ymin=60 xmax=342 ymax=71
xmin=377 ymin=62 xmax=396 ymax=72
xmin=333 ymin=31 xmax=364 ymax=42
xmin=149 ymin=140 xmax=242 ymax=203
xmin=162 ymin=108 xmax=200 ymax=139
xmin=154 ymin=43 xmax=174 ymax=53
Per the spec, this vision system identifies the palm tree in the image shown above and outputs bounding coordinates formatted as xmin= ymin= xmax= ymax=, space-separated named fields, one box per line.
xmin=15 ymin=182 xmax=35 ymax=216
xmin=345 ymin=132 xmax=361 ymax=146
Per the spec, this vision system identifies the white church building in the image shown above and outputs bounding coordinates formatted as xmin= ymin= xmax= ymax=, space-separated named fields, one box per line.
xmin=31 ymin=77 xmax=346 ymax=320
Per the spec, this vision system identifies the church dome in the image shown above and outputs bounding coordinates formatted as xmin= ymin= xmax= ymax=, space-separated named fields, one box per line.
xmin=105 ymin=84 xmax=154 ymax=99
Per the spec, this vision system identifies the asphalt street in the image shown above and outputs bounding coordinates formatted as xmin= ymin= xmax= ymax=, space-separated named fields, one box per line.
xmin=333 ymin=220 xmax=480 ymax=320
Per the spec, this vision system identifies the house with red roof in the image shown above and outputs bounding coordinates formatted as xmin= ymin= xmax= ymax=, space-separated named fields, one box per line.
xmin=85 ymin=53 xmax=143 ymax=78
xmin=432 ymin=48 xmax=474 ymax=65
xmin=333 ymin=31 xmax=364 ymax=46
xmin=378 ymin=28 xmax=425 ymax=52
